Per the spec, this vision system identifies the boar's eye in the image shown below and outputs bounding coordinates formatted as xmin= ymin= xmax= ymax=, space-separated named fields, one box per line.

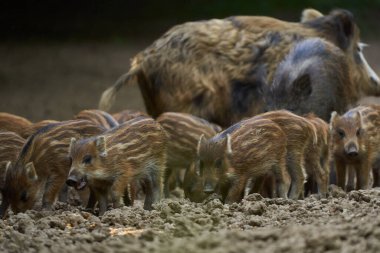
xmin=337 ymin=129 xmax=345 ymax=139
xmin=356 ymin=128 xmax=362 ymax=137
xmin=20 ymin=191 xmax=28 ymax=202
xmin=82 ymin=155 xmax=92 ymax=165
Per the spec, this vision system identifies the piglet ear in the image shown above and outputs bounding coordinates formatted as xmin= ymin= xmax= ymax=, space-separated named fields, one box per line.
xmin=197 ymin=134 xmax=205 ymax=156
xmin=329 ymin=111 xmax=339 ymax=131
xmin=25 ymin=162 xmax=38 ymax=181
xmin=69 ymin=138 xmax=76 ymax=155
xmin=96 ymin=136 xmax=107 ymax=157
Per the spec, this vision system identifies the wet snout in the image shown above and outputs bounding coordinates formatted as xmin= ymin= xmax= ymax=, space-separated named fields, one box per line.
xmin=345 ymin=142 xmax=359 ymax=157
xmin=203 ymin=179 xmax=216 ymax=194
xmin=66 ymin=170 xmax=87 ymax=190
xmin=66 ymin=175 xmax=79 ymax=187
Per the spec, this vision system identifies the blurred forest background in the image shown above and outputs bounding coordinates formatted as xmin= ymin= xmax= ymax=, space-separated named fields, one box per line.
xmin=1 ymin=0 xmax=380 ymax=121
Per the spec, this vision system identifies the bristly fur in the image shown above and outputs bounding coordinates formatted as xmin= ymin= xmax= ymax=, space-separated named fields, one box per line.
xmin=0 ymin=120 xmax=106 ymax=217
xmin=98 ymin=9 xmax=378 ymax=127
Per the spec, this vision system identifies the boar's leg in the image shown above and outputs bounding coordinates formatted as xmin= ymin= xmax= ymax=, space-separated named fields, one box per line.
xmin=373 ymin=167 xmax=380 ymax=188
xmin=42 ymin=178 xmax=65 ymax=210
xmin=273 ymin=164 xmax=289 ymax=199
xmin=110 ymin=179 xmax=127 ymax=209
xmin=311 ymin=159 xmax=328 ymax=198
xmin=0 ymin=200 xmax=9 ymax=219
xmin=248 ymin=176 xmax=265 ymax=195
xmin=224 ymin=176 xmax=248 ymax=204
xmin=346 ymin=166 xmax=356 ymax=192
xmin=123 ymin=182 xmax=135 ymax=206
xmin=58 ymin=184 xmax=68 ymax=202
xmin=163 ymin=165 xmax=173 ymax=198
xmin=86 ymin=188 xmax=97 ymax=211
xmin=335 ymin=158 xmax=346 ymax=191
xmin=143 ymin=169 xmax=162 ymax=210
xmin=287 ymin=154 xmax=306 ymax=200
xmin=356 ymin=161 xmax=370 ymax=190
xmin=97 ymin=193 xmax=108 ymax=216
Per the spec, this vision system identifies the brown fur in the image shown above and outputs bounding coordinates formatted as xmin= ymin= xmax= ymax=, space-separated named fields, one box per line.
xmin=21 ymin=120 xmax=60 ymax=139
xmin=156 ymin=112 xmax=222 ymax=197
xmin=330 ymin=105 xmax=380 ymax=191
xmin=196 ymin=118 xmax=288 ymax=204
xmin=68 ymin=117 xmax=166 ymax=215
xmin=0 ymin=132 xmax=25 ymax=189
xmin=253 ymin=110 xmax=317 ymax=199
xmin=0 ymin=112 xmax=32 ymax=137
xmin=112 ymin=109 xmax=148 ymax=124
xmin=74 ymin=109 xmax=118 ymax=129
xmin=0 ymin=120 xmax=106 ymax=218
xmin=99 ymin=9 xmax=378 ymax=127
xmin=304 ymin=113 xmax=330 ymax=197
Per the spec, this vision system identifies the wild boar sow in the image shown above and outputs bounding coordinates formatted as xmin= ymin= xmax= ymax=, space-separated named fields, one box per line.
xmin=99 ymin=9 xmax=379 ymax=127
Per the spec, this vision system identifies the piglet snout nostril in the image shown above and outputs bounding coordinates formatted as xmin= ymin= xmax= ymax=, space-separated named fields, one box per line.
xmin=66 ymin=177 xmax=78 ymax=187
xmin=347 ymin=151 xmax=359 ymax=157
xmin=203 ymin=188 xmax=215 ymax=194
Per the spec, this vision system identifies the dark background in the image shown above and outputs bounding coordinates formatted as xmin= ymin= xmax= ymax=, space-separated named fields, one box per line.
xmin=1 ymin=0 xmax=380 ymax=121
xmin=2 ymin=0 xmax=380 ymax=41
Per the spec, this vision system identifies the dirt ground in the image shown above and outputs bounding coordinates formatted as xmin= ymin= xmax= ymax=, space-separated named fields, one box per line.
xmin=1 ymin=40 xmax=380 ymax=252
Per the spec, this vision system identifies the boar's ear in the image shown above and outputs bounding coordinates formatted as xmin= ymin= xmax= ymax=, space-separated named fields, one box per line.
xmin=327 ymin=10 xmax=355 ymax=51
xmin=197 ymin=134 xmax=206 ymax=156
xmin=68 ymin=138 xmax=76 ymax=155
xmin=329 ymin=111 xmax=339 ymax=131
xmin=96 ymin=136 xmax=107 ymax=157
xmin=25 ymin=162 xmax=38 ymax=181
xmin=301 ymin=8 xmax=323 ymax=22
xmin=225 ymin=134 xmax=232 ymax=156
xmin=292 ymin=74 xmax=312 ymax=98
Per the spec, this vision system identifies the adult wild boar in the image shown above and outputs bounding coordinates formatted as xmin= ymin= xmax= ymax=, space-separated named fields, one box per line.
xmin=99 ymin=9 xmax=379 ymax=127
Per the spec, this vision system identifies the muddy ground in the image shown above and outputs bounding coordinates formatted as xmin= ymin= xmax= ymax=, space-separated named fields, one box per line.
xmin=1 ymin=41 xmax=380 ymax=252
xmin=1 ymin=187 xmax=380 ymax=252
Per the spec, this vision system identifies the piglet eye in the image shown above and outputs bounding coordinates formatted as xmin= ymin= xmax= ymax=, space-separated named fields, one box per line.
xmin=356 ymin=128 xmax=362 ymax=136
xmin=82 ymin=155 xmax=92 ymax=165
xmin=337 ymin=129 xmax=345 ymax=139
xmin=20 ymin=191 xmax=28 ymax=202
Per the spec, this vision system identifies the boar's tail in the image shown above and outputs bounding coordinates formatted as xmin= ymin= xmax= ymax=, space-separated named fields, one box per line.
xmin=99 ymin=66 xmax=141 ymax=111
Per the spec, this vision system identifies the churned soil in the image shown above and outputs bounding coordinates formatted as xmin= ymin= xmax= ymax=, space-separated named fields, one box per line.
xmin=1 ymin=187 xmax=380 ymax=252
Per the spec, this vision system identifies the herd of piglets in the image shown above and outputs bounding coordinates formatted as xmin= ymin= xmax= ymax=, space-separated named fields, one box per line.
xmin=1 ymin=104 xmax=380 ymax=217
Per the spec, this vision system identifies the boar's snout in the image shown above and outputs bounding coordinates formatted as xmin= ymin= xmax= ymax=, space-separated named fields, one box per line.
xmin=66 ymin=176 xmax=78 ymax=187
xmin=203 ymin=180 xmax=216 ymax=194
xmin=66 ymin=174 xmax=87 ymax=190
xmin=345 ymin=143 xmax=359 ymax=157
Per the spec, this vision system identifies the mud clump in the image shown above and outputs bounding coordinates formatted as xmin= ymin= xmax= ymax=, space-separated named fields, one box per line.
xmin=1 ymin=188 xmax=380 ymax=252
